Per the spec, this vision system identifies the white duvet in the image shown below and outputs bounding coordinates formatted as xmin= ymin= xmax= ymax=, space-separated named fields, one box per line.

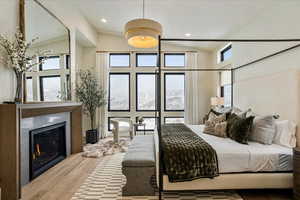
xmin=187 ymin=125 xmax=293 ymax=173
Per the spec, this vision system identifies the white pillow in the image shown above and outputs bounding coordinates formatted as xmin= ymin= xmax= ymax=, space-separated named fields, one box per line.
xmin=249 ymin=115 xmax=276 ymax=145
xmin=273 ymin=120 xmax=297 ymax=148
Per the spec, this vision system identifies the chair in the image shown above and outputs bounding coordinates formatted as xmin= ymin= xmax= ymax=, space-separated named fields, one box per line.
xmin=111 ymin=118 xmax=134 ymax=144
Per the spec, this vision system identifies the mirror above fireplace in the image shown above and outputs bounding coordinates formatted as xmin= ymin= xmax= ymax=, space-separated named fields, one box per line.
xmin=24 ymin=0 xmax=71 ymax=102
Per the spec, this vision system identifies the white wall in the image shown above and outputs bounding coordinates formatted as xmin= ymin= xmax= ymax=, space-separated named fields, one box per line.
xmin=0 ymin=0 xmax=19 ymax=103
xmin=224 ymin=3 xmax=300 ymax=132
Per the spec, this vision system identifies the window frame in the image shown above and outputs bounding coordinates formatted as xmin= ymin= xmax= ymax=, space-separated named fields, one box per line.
xmin=108 ymin=72 xmax=131 ymax=112
xmin=136 ymin=53 xmax=157 ymax=67
xmin=164 ymin=73 xmax=185 ymax=112
xmin=164 ymin=117 xmax=185 ymax=124
xmin=39 ymin=75 xmax=61 ymax=101
xmin=164 ymin=53 xmax=185 ymax=67
xmin=220 ymin=45 xmax=232 ymax=62
xmin=109 ymin=53 xmax=131 ymax=68
xmin=135 ymin=116 xmax=157 ymax=131
xmin=39 ymin=56 xmax=60 ymax=71
xmin=107 ymin=117 xmax=130 ymax=131
xmin=136 ymin=72 xmax=157 ymax=112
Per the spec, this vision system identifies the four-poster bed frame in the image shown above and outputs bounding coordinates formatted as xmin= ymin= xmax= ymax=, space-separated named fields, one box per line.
xmin=155 ymin=36 xmax=300 ymax=199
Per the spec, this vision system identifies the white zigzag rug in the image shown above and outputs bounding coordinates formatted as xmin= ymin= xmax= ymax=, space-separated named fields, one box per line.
xmin=72 ymin=153 xmax=242 ymax=200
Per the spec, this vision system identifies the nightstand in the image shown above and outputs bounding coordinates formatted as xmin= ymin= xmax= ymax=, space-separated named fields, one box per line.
xmin=294 ymin=147 xmax=300 ymax=199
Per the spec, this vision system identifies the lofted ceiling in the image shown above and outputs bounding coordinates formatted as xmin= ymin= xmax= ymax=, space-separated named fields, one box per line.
xmin=44 ymin=0 xmax=300 ymax=50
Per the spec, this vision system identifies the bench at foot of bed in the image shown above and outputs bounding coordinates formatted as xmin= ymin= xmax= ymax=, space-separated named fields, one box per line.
xmin=122 ymin=135 xmax=156 ymax=196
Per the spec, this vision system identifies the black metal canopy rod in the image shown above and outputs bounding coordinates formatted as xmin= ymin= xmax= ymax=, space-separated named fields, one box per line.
xmin=161 ymin=38 xmax=300 ymax=42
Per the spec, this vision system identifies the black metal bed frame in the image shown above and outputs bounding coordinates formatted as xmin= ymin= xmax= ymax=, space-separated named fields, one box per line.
xmin=155 ymin=36 xmax=300 ymax=200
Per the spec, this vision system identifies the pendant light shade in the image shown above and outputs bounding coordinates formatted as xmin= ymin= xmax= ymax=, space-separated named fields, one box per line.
xmin=124 ymin=18 xmax=162 ymax=48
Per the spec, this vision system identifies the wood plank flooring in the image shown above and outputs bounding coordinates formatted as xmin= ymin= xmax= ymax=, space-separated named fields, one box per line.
xmin=21 ymin=152 xmax=293 ymax=200
xmin=21 ymin=153 xmax=101 ymax=200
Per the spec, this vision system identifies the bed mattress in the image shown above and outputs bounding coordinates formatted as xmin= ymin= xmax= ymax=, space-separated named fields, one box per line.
xmin=154 ymin=125 xmax=293 ymax=173
xmin=183 ymin=125 xmax=293 ymax=173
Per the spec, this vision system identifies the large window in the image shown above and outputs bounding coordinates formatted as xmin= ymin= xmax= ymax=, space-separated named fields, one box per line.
xmin=164 ymin=53 xmax=185 ymax=67
xmin=39 ymin=56 xmax=60 ymax=70
xmin=164 ymin=73 xmax=185 ymax=111
xmin=220 ymin=45 xmax=232 ymax=62
xmin=109 ymin=73 xmax=130 ymax=111
xmin=40 ymin=75 xmax=61 ymax=101
xmin=107 ymin=52 xmax=185 ymax=132
xmin=136 ymin=53 xmax=157 ymax=67
xmin=109 ymin=53 xmax=130 ymax=67
xmin=136 ymin=73 xmax=156 ymax=111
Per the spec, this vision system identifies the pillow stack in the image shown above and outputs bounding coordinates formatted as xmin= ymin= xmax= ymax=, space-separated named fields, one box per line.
xmin=203 ymin=107 xmax=297 ymax=148
xmin=227 ymin=113 xmax=254 ymax=144
xmin=203 ymin=110 xmax=227 ymax=138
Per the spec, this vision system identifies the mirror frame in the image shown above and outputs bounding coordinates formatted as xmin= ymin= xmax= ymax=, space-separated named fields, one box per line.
xmin=19 ymin=0 xmax=71 ymax=103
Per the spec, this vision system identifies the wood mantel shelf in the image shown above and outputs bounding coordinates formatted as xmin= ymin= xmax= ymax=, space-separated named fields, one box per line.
xmin=0 ymin=102 xmax=83 ymax=200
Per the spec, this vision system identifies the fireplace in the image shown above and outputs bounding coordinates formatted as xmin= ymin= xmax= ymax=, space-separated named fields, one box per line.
xmin=29 ymin=122 xmax=67 ymax=180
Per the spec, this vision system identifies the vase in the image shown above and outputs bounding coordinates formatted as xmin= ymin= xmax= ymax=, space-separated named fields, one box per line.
xmin=86 ymin=129 xmax=99 ymax=144
xmin=15 ymin=72 xmax=24 ymax=104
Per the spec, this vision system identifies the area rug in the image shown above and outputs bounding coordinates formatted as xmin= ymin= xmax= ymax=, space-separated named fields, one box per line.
xmin=72 ymin=153 xmax=242 ymax=200
xmin=82 ymin=137 xmax=131 ymax=158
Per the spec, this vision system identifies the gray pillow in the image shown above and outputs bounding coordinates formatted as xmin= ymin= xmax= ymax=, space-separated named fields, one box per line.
xmin=249 ymin=115 xmax=276 ymax=144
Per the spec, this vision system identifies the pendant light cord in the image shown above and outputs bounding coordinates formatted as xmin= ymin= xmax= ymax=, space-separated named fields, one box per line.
xmin=142 ymin=0 xmax=145 ymax=18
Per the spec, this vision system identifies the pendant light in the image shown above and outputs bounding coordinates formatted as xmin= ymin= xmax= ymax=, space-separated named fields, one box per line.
xmin=124 ymin=0 xmax=162 ymax=48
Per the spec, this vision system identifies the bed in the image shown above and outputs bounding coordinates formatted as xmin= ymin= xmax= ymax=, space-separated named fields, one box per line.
xmin=155 ymin=124 xmax=294 ymax=191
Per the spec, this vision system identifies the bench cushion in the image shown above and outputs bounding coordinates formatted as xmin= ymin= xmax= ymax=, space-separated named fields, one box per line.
xmin=122 ymin=135 xmax=155 ymax=167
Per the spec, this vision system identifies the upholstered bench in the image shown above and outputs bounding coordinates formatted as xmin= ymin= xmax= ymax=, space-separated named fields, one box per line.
xmin=122 ymin=135 xmax=156 ymax=196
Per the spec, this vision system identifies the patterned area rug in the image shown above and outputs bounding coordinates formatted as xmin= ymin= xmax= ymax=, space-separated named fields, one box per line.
xmin=72 ymin=153 xmax=242 ymax=200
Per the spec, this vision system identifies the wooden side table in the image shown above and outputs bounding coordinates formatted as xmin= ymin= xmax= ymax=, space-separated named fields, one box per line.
xmin=133 ymin=123 xmax=146 ymax=136
xmin=294 ymin=148 xmax=300 ymax=199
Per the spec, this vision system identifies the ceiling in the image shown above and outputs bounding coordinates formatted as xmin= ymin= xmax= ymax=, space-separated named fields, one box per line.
xmin=43 ymin=0 xmax=300 ymax=51
xmin=67 ymin=0 xmax=277 ymax=50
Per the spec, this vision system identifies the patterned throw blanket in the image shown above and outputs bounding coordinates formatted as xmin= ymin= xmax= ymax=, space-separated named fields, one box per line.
xmin=161 ymin=124 xmax=219 ymax=182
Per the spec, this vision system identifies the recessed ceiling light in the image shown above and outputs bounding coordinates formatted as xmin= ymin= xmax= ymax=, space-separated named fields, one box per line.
xmin=101 ymin=18 xmax=107 ymax=23
xmin=185 ymin=33 xmax=191 ymax=37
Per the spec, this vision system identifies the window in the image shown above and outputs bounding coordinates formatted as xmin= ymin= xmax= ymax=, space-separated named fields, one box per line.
xmin=108 ymin=117 xmax=130 ymax=131
xmin=136 ymin=117 xmax=157 ymax=131
xmin=164 ymin=73 xmax=185 ymax=111
xmin=164 ymin=117 xmax=184 ymax=124
xmin=40 ymin=75 xmax=61 ymax=101
xmin=39 ymin=56 xmax=60 ymax=70
xmin=109 ymin=53 xmax=130 ymax=67
xmin=136 ymin=73 xmax=156 ymax=111
xmin=109 ymin=73 xmax=130 ymax=111
xmin=220 ymin=45 xmax=232 ymax=62
xmin=221 ymin=84 xmax=232 ymax=107
xmin=164 ymin=53 xmax=185 ymax=67
xmin=136 ymin=53 xmax=157 ymax=67
xmin=26 ymin=77 xmax=33 ymax=101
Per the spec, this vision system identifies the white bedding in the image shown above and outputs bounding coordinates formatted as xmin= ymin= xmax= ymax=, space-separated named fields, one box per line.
xmin=186 ymin=125 xmax=293 ymax=173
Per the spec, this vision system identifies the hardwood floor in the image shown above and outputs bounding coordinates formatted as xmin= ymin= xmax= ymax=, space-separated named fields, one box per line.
xmin=21 ymin=152 xmax=293 ymax=200
xmin=239 ymin=189 xmax=293 ymax=200
xmin=21 ymin=153 xmax=101 ymax=200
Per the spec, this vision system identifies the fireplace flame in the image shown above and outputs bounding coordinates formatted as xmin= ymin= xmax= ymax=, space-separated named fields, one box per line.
xmin=36 ymin=144 xmax=41 ymax=156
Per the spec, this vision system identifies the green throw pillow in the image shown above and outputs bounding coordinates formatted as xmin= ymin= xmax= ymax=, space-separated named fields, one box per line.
xmin=227 ymin=113 xmax=254 ymax=144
